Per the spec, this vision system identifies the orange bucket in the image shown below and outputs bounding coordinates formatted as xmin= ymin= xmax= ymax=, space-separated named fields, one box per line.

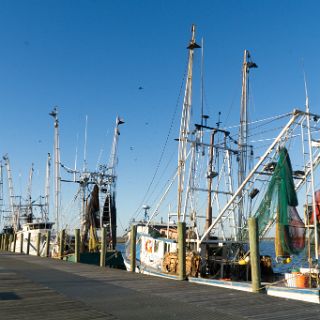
xmin=293 ymin=272 xmax=309 ymax=288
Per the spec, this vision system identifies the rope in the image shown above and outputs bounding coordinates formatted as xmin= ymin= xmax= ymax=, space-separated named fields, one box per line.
xmin=130 ymin=57 xmax=189 ymax=221
xmin=224 ymin=112 xmax=292 ymax=130
xmin=261 ymin=272 xmax=318 ymax=291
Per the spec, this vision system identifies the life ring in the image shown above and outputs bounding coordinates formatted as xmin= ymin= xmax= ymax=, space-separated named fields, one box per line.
xmin=145 ymin=240 xmax=153 ymax=253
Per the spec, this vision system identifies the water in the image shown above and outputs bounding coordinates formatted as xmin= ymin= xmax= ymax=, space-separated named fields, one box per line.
xmin=260 ymin=240 xmax=312 ymax=273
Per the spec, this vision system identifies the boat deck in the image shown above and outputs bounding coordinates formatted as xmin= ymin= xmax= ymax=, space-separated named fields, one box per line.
xmin=1 ymin=252 xmax=320 ymax=320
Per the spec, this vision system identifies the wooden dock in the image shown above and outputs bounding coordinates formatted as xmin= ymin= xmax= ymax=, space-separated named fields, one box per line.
xmin=1 ymin=252 xmax=320 ymax=319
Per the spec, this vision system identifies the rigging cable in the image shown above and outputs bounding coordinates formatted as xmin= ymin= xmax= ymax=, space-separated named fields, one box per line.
xmin=130 ymin=58 xmax=189 ymax=221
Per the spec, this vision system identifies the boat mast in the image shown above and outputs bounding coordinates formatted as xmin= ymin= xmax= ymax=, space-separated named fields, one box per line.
xmin=3 ymin=154 xmax=19 ymax=231
xmin=205 ymin=130 xmax=215 ymax=232
xmin=237 ymin=50 xmax=257 ymax=238
xmin=26 ymin=163 xmax=34 ymax=222
xmin=105 ymin=116 xmax=124 ymax=248
xmin=108 ymin=117 xmax=124 ymax=185
xmin=49 ymin=107 xmax=61 ymax=232
xmin=304 ymin=82 xmax=319 ymax=261
xmin=79 ymin=117 xmax=90 ymax=248
xmin=177 ymin=24 xmax=200 ymax=222
xmin=83 ymin=115 xmax=88 ymax=172
xmin=0 ymin=161 xmax=3 ymax=227
xmin=44 ymin=153 xmax=51 ymax=223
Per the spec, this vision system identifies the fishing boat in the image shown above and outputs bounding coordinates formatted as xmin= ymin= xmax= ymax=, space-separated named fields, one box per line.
xmin=122 ymin=25 xmax=320 ymax=303
xmin=51 ymin=109 xmax=125 ymax=268
xmin=0 ymin=153 xmax=56 ymax=256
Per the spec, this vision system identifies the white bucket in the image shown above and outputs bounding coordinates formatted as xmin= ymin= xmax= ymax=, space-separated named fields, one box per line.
xmin=285 ymin=273 xmax=296 ymax=287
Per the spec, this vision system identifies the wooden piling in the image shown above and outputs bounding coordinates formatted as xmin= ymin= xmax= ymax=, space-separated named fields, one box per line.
xmin=178 ymin=222 xmax=186 ymax=280
xmin=9 ymin=234 xmax=13 ymax=252
xmin=20 ymin=233 xmax=24 ymax=253
xmin=74 ymin=229 xmax=80 ymax=263
xmin=130 ymin=225 xmax=137 ymax=272
xmin=36 ymin=232 xmax=41 ymax=256
xmin=59 ymin=229 xmax=65 ymax=260
xmin=1 ymin=234 xmax=5 ymax=251
xmin=100 ymin=227 xmax=106 ymax=267
xmin=248 ymin=217 xmax=261 ymax=293
xmin=2 ymin=234 xmax=6 ymax=251
xmin=6 ymin=234 xmax=10 ymax=251
xmin=2 ymin=234 xmax=5 ymax=251
xmin=13 ymin=233 xmax=17 ymax=253
xmin=45 ymin=231 xmax=51 ymax=257
xmin=3 ymin=234 xmax=7 ymax=251
xmin=26 ymin=233 xmax=31 ymax=255
xmin=3 ymin=234 xmax=6 ymax=251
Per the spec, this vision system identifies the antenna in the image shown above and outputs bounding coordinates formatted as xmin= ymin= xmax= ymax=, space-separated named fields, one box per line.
xmin=44 ymin=153 xmax=51 ymax=222
xmin=216 ymin=111 xmax=222 ymax=128
xmin=74 ymin=133 xmax=79 ymax=182
xmin=303 ymin=69 xmax=309 ymax=112
xmin=96 ymin=148 xmax=103 ymax=171
xmin=26 ymin=163 xmax=34 ymax=222
xmin=200 ymin=37 xmax=204 ymax=127
xmin=83 ymin=115 xmax=88 ymax=172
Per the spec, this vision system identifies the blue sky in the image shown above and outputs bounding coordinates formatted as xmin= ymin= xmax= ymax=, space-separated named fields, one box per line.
xmin=0 ymin=0 xmax=320 ymax=233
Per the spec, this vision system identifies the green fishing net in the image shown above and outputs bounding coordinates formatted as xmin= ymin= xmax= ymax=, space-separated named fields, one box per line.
xmin=253 ymin=148 xmax=305 ymax=257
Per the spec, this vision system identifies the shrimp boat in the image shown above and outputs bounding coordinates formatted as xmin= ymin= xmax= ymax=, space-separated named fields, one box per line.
xmin=50 ymin=108 xmax=125 ymax=268
xmin=123 ymin=25 xmax=320 ymax=303
xmin=0 ymin=152 xmax=56 ymax=256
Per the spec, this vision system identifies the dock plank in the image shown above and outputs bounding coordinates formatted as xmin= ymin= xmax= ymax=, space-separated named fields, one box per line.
xmin=0 ymin=252 xmax=320 ymax=319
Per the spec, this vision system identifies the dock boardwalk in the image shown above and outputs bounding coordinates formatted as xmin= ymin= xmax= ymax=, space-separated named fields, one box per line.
xmin=1 ymin=253 xmax=320 ymax=320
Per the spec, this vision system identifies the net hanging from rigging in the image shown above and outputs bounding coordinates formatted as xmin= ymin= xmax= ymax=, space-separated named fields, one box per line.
xmin=253 ymin=148 xmax=305 ymax=258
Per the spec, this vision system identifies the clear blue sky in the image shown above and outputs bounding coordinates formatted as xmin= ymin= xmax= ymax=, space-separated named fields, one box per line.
xmin=0 ymin=0 xmax=320 ymax=233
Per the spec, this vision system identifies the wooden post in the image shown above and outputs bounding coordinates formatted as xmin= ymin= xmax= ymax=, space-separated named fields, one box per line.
xmin=1 ymin=234 xmax=4 ymax=250
xmin=9 ymin=235 xmax=12 ymax=251
xmin=178 ymin=222 xmax=186 ymax=280
xmin=248 ymin=217 xmax=261 ymax=293
xmin=20 ymin=233 xmax=24 ymax=253
xmin=3 ymin=234 xmax=6 ymax=251
xmin=36 ymin=232 xmax=41 ymax=256
xmin=130 ymin=225 xmax=137 ymax=272
xmin=6 ymin=234 xmax=10 ymax=251
xmin=9 ymin=234 xmax=14 ymax=252
xmin=100 ymin=227 xmax=106 ymax=267
xmin=0 ymin=234 xmax=4 ymax=250
xmin=74 ymin=229 xmax=80 ymax=263
xmin=13 ymin=233 xmax=17 ymax=253
xmin=8 ymin=234 xmax=13 ymax=252
xmin=45 ymin=231 xmax=51 ymax=257
xmin=1 ymin=234 xmax=6 ymax=251
xmin=26 ymin=233 xmax=31 ymax=255
xmin=0 ymin=234 xmax=2 ymax=250
xmin=3 ymin=234 xmax=7 ymax=251
xmin=59 ymin=229 xmax=65 ymax=260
